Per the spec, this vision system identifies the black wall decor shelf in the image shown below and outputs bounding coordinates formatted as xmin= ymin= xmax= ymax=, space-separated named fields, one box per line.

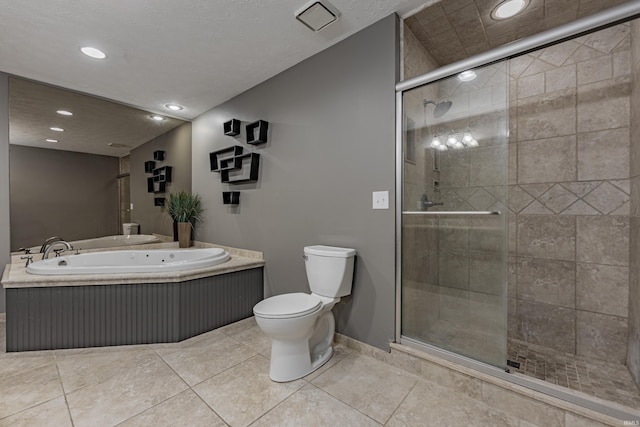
xmin=210 ymin=146 xmax=244 ymax=172
xmin=154 ymin=197 xmax=165 ymax=207
xmin=153 ymin=166 xmax=172 ymax=183
xmin=153 ymin=150 xmax=165 ymax=161
xmin=147 ymin=166 xmax=172 ymax=193
xmin=154 ymin=182 xmax=166 ymax=193
xmin=246 ymin=120 xmax=269 ymax=145
xmin=223 ymin=119 xmax=241 ymax=136
xmin=144 ymin=161 xmax=156 ymax=173
xmin=221 ymin=152 xmax=260 ymax=184
xmin=223 ymin=191 xmax=240 ymax=205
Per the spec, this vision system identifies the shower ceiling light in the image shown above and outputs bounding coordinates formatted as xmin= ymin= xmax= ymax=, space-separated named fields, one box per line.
xmin=150 ymin=115 xmax=165 ymax=121
xmin=430 ymin=132 xmax=479 ymax=151
xmin=50 ymin=127 xmax=64 ymax=132
xmin=458 ymin=70 xmax=477 ymax=82
xmin=165 ymin=104 xmax=183 ymax=111
xmin=295 ymin=1 xmax=339 ymax=32
xmin=491 ymin=0 xmax=529 ymax=20
xmin=45 ymin=139 xmax=58 ymax=143
xmin=56 ymin=110 xmax=73 ymax=116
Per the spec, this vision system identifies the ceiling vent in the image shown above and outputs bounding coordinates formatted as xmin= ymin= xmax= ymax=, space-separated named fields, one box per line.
xmin=295 ymin=1 xmax=339 ymax=32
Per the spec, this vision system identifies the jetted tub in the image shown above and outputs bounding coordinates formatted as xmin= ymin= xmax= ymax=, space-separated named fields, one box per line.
xmin=26 ymin=248 xmax=230 ymax=275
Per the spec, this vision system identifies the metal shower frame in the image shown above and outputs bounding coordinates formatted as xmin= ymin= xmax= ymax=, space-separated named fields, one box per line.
xmin=394 ymin=0 xmax=640 ymax=420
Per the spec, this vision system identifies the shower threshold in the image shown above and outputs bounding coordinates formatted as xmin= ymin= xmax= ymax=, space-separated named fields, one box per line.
xmin=399 ymin=336 xmax=640 ymax=423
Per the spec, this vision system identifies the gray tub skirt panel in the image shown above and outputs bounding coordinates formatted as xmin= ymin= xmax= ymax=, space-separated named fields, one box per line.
xmin=6 ymin=267 xmax=263 ymax=351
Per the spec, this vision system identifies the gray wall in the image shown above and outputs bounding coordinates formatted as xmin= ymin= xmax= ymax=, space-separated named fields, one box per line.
xmin=0 ymin=73 xmax=9 ymax=312
xmin=192 ymin=15 xmax=399 ymax=350
xmin=9 ymin=145 xmax=119 ymax=250
xmin=130 ymin=122 xmax=192 ymax=237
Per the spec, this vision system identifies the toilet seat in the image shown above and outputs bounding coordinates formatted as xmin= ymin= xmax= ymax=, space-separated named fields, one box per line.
xmin=253 ymin=293 xmax=322 ymax=319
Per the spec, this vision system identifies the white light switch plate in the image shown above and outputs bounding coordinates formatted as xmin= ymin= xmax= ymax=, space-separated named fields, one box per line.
xmin=372 ymin=191 xmax=389 ymax=209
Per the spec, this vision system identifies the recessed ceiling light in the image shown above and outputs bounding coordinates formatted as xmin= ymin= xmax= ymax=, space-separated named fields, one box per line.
xmin=458 ymin=70 xmax=477 ymax=81
xmin=57 ymin=110 xmax=73 ymax=116
xmin=80 ymin=46 xmax=107 ymax=59
xmin=45 ymin=139 xmax=58 ymax=143
xmin=150 ymin=115 xmax=165 ymax=121
xmin=165 ymin=104 xmax=183 ymax=111
xmin=50 ymin=127 xmax=64 ymax=132
xmin=108 ymin=143 xmax=130 ymax=148
xmin=491 ymin=0 xmax=528 ymax=20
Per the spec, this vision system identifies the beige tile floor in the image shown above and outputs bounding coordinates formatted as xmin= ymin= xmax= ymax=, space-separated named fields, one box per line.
xmin=0 ymin=317 xmax=605 ymax=427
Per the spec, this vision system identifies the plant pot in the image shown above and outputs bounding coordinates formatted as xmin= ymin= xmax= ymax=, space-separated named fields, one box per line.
xmin=177 ymin=222 xmax=192 ymax=248
xmin=173 ymin=220 xmax=196 ymax=242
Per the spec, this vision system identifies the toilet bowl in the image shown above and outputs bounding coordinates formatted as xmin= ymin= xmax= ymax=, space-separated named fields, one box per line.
xmin=253 ymin=245 xmax=356 ymax=382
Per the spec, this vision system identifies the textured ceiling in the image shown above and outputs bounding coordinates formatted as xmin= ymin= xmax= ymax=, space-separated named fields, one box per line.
xmin=10 ymin=78 xmax=185 ymax=157
xmin=0 ymin=0 xmax=437 ymax=121
xmin=404 ymin=0 xmax=630 ymax=66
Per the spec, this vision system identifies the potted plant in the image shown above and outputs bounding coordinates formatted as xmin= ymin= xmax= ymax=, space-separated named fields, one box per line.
xmin=167 ymin=191 xmax=204 ymax=248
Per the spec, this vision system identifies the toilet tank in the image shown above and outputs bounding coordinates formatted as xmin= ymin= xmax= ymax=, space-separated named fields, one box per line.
xmin=304 ymin=245 xmax=356 ymax=298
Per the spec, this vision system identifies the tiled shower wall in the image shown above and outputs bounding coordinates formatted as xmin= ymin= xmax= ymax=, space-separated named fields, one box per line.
xmin=508 ymin=22 xmax=631 ymax=364
xmin=402 ymin=20 xmax=637 ymax=371
xmin=629 ymin=20 xmax=640 ymax=388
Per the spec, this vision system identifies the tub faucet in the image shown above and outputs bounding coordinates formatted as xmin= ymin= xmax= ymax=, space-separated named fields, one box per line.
xmin=42 ymin=241 xmax=73 ymax=259
xmin=40 ymin=236 xmax=64 ymax=253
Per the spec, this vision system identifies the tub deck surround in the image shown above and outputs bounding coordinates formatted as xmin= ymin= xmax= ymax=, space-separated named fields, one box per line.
xmin=2 ymin=241 xmax=264 ymax=288
xmin=2 ymin=242 xmax=265 ymax=352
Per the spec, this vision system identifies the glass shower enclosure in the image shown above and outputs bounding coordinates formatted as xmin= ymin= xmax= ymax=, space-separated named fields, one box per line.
xmin=400 ymin=62 xmax=509 ymax=368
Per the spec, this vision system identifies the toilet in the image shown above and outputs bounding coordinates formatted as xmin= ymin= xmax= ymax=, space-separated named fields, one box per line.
xmin=253 ymin=245 xmax=356 ymax=382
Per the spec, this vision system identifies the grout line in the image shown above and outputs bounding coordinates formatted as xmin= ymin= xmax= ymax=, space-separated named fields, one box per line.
xmin=54 ymin=361 xmax=76 ymax=427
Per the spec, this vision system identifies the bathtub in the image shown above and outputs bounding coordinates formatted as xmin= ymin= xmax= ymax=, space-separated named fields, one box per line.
xmin=25 ymin=234 xmax=161 ymax=253
xmin=26 ymin=248 xmax=230 ymax=275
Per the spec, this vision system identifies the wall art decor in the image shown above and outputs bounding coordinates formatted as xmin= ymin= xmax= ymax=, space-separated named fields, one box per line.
xmin=246 ymin=120 xmax=269 ymax=145
xmin=223 ymin=119 xmax=241 ymax=136
xmin=222 ymin=191 xmax=240 ymax=205
xmin=145 ymin=152 xmax=172 ymax=200
xmin=210 ymin=146 xmax=244 ymax=172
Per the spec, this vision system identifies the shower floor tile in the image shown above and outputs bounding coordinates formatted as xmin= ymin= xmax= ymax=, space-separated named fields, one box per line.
xmin=507 ymin=338 xmax=640 ymax=408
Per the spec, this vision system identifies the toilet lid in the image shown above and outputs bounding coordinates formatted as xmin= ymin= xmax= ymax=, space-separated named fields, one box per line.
xmin=253 ymin=293 xmax=322 ymax=319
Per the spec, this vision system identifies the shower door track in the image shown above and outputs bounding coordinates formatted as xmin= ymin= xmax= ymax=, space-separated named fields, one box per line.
xmin=400 ymin=336 xmax=640 ymax=421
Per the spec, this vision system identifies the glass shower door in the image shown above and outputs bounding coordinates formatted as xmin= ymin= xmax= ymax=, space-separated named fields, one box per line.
xmin=401 ymin=62 xmax=509 ymax=368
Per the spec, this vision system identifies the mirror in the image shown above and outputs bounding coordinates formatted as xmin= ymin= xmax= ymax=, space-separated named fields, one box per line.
xmin=8 ymin=76 xmax=187 ymax=251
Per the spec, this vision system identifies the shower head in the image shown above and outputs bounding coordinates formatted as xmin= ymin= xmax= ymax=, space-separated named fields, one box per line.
xmin=424 ymin=100 xmax=453 ymax=118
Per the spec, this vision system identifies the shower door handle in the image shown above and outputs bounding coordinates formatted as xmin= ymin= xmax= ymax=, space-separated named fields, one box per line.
xmin=402 ymin=211 xmax=501 ymax=216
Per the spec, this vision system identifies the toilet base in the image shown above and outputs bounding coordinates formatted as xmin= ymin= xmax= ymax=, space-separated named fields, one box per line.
xmin=269 ymin=341 xmax=333 ymax=382
xmin=267 ymin=311 xmax=336 ymax=382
